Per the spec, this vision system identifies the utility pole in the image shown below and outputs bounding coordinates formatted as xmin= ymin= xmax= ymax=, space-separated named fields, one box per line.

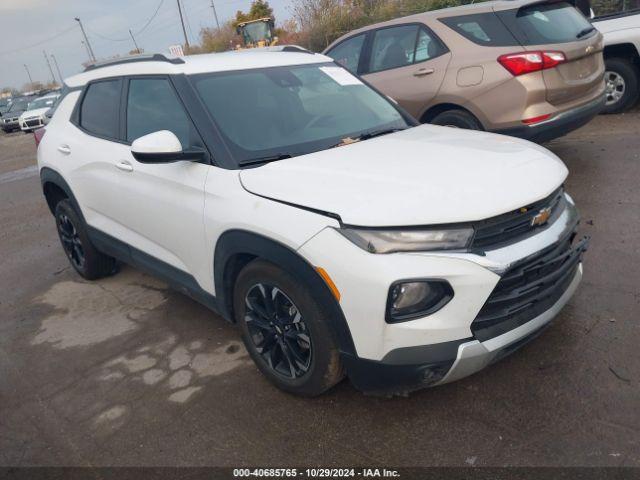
xmin=24 ymin=64 xmax=33 ymax=85
xmin=81 ymin=40 xmax=92 ymax=62
xmin=43 ymin=50 xmax=56 ymax=84
xmin=51 ymin=54 xmax=64 ymax=84
xmin=176 ymin=0 xmax=190 ymax=50
xmin=74 ymin=17 xmax=96 ymax=62
xmin=129 ymin=29 xmax=141 ymax=54
xmin=210 ymin=0 xmax=220 ymax=29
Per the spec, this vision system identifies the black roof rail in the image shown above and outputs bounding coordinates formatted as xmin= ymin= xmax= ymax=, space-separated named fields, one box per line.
xmin=84 ymin=54 xmax=185 ymax=72
xmin=279 ymin=45 xmax=315 ymax=54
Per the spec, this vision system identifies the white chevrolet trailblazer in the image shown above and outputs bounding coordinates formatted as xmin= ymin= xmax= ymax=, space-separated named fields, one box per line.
xmin=37 ymin=49 xmax=588 ymax=396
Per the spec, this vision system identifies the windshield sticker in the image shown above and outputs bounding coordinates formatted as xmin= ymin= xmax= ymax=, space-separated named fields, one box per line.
xmin=319 ymin=66 xmax=363 ymax=86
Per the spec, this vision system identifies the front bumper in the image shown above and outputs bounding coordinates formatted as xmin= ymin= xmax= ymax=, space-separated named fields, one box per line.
xmin=299 ymin=194 xmax=586 ymax=394
xmin=2 ymin=119 xmax=19 ymax=132
xmin=493 ymin=95 xmax=606 ymax=143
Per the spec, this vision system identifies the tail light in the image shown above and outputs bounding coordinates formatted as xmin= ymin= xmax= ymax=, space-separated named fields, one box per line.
xmin=498 ymin=51 xmax=566 ymax=76
xmin=34 ymin=127 xmax=46 ymax=148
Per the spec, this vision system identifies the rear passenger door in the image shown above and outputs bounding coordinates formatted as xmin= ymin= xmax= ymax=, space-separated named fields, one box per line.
xmin=361 ymin=24 xmax=451 ymax=119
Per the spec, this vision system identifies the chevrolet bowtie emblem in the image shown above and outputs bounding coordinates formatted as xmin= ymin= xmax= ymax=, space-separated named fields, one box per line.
xmin=531 ymin=207 xmax=552 ymax=227
xmin=586 ymin=45 xmax=595 ymax=54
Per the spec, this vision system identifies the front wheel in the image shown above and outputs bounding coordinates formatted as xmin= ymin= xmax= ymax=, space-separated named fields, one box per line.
xmin=234 ymin=260 xmax=344 ymax=396
xmin=603 ymin=57 xmax=639 ymax=114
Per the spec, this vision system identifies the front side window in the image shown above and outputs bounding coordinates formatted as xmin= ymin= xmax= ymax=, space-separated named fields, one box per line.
xmin=126 ymin=78 xmax=190 ymax=145
xmin=192 ymin=63 xmax=408 ymax=165
xmin=326 ymin=34 xmax=366 ymax=74
xmin=80 ymin=80 xmax=121 ymax=139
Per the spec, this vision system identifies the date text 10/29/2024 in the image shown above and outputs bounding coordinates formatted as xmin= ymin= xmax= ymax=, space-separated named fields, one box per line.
xmin=233 ymin=468 xmax=401 ymax=478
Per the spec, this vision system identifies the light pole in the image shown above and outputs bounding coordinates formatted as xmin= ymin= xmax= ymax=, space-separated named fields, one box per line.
xmin=210 ymin=0 xmax=220 ymax=29
xmin=129 ymin=29 xmax=141 ymax=54
xmin=74 ymin=17 xmax=96 ymax=62
xmin=176 ymin=0 xmax=190 ymax=50
xmin=81 ymin=40 xmax=92 ymax=62
xmin=24 ymin=64 xmax=33 ymax=85
xmin=43 ymin=50 xmax=57 ymax=84
xmin=51 ymin=54 xmax=64 ymax=84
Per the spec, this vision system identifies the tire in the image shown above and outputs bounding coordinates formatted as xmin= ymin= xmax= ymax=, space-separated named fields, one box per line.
xmin=54 ymin=199 xmax=117 ymax=280
xmin=430 ymin=109 xmax=483 ymax=130
xmin=603 ymin=57 xmax=639 ymax=114
xmin=233 ymin=259 xmax=344 ymax=396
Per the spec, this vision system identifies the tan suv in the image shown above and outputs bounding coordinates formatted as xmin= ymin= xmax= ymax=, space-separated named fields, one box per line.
xmin=324 ymin=0 xmax=606 ymax=143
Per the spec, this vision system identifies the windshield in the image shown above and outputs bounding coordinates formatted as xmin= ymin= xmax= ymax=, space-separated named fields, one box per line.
xmin=28 ymin=96 xmax=57 ymax=110
xmin=242 ymin=21 xmax=272 ymax=44
xmin=7 ymin=99 xmax=30 ymax=112
xmin=192 ymin=63 xmax=409 ymax=165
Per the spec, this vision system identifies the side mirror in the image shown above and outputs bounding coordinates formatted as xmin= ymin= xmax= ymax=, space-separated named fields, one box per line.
xmin=131 ymin=130 xmax=205 ymax=163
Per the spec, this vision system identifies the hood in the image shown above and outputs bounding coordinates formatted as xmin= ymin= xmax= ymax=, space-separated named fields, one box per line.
xmin=239 ymin=125 xmax=568 ymax=227
xmin=19 ymin=107 xmax=49 ymax=120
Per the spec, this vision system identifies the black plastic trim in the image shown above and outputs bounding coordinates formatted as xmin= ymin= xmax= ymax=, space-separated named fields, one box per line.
xmin=492 ymin=95 xmax=605 ymax=143
xmin=385 ymin=279 xmax=454 ymax=323
xmin=213 ymin=229 xmax=356 ymax=356
xmin=40 ymin=167 xmax=86 ymax=220
xmin=83 ymin=54 xmax=185 ymax=72
xmin=86 ymin=226 xmax=219 ymax=313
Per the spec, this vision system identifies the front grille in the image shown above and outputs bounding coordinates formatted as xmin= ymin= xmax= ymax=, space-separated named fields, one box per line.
xmin=25 ymin=119 xmax=41 ymax=127
xmin=472 ymin=233 xmax=589 ymax=342
xmin=471 ymin=188 xmax=565 ymax=250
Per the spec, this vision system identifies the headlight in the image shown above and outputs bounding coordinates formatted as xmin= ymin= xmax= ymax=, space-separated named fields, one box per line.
xmin=336 ymin=227 xmax=474 ymax=253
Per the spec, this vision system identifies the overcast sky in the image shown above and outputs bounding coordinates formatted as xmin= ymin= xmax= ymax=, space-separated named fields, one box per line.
xmin=0 ymin=0 xmax=291 ymax=90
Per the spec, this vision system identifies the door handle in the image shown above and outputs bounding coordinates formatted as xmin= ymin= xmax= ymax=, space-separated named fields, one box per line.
xmin=414 ymin=68 xmax=435 ymax=77
xmin=116 ymin=161 xmax=134 ymax=172
xmin=57 ymin=144 xmax=71 ymax=155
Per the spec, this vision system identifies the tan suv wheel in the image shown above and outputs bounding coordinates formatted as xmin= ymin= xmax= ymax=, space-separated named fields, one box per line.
xmin=431 ymin=110 xmax=483 ymax=131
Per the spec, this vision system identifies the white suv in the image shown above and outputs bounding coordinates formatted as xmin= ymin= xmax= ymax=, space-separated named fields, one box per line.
xmin=38 ymin=50 xmax=588 ymax=396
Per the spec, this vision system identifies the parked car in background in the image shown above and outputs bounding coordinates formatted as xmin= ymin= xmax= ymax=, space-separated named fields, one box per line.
xmin=0 ymin=98 xmax=11 ymax=116
xmin=592 ymin=4 xmax=640 ymax=113
xmin=18 ymin=93 xmax=60 ymax=133
xmin=1 ymin=96 xmax=36 ymax=133
xmin=324 ymin=0 xmax=606 ymax=143
xmin=38 ymin=51 xmax=587 ymax=396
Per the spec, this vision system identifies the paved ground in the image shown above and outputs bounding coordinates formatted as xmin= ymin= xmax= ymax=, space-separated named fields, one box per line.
xmin=0 ymin=113 xmax=639 ymax=468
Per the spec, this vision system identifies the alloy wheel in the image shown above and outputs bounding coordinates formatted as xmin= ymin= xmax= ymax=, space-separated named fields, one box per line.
xmin=57 ymin=213 xmax=85 ymax=270
xmin=605 ymin=71 xmax=626 ymax=106
xmin=244 ymin=283 xmax=312 ymax=379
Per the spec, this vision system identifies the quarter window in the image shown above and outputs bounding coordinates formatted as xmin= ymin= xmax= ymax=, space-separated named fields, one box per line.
xmin=326 ymin=34 xmax=366 ymax=74
xmin=79 ymin=80 xmax=121 ymax=139
xmin=369 ymin=25 xmax=446 ymax=73
xmin=440 ymin=13 xmax=518 ymax=47
xmin=126 ymin=78 xmax=191 ymax=145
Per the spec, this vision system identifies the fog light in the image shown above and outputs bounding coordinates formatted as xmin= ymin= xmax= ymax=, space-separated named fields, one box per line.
xmin=386 ymin=280 xmax=453 ymax=323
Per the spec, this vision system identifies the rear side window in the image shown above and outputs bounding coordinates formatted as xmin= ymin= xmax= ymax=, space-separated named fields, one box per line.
xmin=368 ymin=25 xmax=447 ymax=73
xmin=126 ymin=78 xmax=191 ymax=145
xmin=440 ymin=13 xmax=518 ymax=47
xmin=79 ymin=80 xmax=121 ymax=139
xmin=497 ymin=2 xmax=595 ymax=45
xmin=326 ymin=34 xmax=366 ymax=74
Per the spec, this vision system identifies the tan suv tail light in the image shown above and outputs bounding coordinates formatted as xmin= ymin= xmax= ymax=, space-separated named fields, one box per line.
xmin=498 ymin=51 xmax=566 ymax=76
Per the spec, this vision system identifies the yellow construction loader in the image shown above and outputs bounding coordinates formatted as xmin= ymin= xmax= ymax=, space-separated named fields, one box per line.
xmin=236 ymin=17 xmax=278 ymax=49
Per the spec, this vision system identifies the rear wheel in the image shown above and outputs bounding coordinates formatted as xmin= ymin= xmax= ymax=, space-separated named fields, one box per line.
xmin=430 ymin=109 xmax=483 ymax=130
xmin=234 ymin=260 xmax=344 ymax=396
xmin=55 ymin=199 xmax=117 ymax=280
xmin=603 ymin=57 xmax=639 ymax=114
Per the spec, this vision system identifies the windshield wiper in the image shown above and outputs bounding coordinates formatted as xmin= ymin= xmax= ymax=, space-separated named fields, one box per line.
xmin=239 ymin=153 xmax=293 ymax=167
xmin=576 ymin=26 xmax=596 ymax=39
xmin=330 ymin=127 xmax=407 ymax=148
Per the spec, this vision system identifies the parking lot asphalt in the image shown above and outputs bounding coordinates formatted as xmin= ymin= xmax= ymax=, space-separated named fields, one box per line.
xmin=0 ymin=113 xmax=639 ymax=468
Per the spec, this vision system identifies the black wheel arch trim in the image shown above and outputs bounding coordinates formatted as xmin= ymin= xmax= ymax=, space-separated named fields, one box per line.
xmin=213 ymin=229 xmax=357 ymax=357
xmin=40 ymin=167 xmax=85 ymax=220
